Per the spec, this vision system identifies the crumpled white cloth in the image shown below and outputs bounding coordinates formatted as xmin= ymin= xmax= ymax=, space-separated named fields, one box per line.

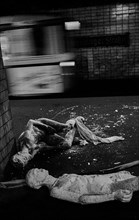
xmin=75 ymin=116 xmax=124 ymax=145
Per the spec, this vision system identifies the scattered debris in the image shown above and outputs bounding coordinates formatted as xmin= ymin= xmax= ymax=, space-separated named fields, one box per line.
xmin=93 ymin=159 xmax=97 ymax=161
xmin=114 ymin=162 xmax=121 ymax=165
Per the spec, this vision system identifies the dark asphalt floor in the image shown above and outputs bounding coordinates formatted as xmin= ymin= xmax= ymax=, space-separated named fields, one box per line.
xmin=1 ymin=95 xmax=139 ymax=220
xmin=4 ymin=95 xmax=139 ymax=179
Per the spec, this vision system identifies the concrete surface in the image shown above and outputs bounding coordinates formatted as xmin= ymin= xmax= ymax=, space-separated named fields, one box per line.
xmin=0 ymin=95 xmax=139 ymax=220
xmin=4 ymin=95 xmax=139 ymax=179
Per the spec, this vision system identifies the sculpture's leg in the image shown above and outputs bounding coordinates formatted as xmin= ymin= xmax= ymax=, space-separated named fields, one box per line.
xmin=64 ymin=127 xmax=76 ymax=147
xmin=46 ymin=128 xmax=76 ymax=150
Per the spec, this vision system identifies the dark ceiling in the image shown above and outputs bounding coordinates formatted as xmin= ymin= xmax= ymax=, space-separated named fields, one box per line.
xmin=0 ymin=0 xmax=137 ymax=16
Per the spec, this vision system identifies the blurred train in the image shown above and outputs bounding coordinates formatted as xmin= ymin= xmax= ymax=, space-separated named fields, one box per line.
xmin=0 ymin=15 xmax=76 ymax=96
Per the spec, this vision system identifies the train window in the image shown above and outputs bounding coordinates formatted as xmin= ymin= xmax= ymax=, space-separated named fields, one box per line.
xmin=32 ymin=26 xmax=45 ymax=55
xmin=32 ymin=25 xmax=66 ymax=55
xmin=0 ymin=20 xmax=68 ymax=59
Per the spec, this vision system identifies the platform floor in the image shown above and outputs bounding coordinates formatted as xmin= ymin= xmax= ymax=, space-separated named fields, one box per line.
xmin=0 ymin=95 xmax=139 ymax=219
xmin=5 ymin=95 xmax=139 ymax=178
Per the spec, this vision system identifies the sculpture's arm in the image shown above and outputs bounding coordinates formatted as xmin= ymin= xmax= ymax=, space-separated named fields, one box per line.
xmin=79 ymin=190 xmax=133 ymax=204
xmin=79 ymin=192 xmax=116 ymax=204
xmin=37 ymin=118 xmax=70 ymax=132
xmin=27 ymin=119 xmax=56 ymax=134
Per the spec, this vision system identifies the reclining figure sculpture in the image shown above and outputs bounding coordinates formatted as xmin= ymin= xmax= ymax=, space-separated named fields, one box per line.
xmin=12 ymin=116 xmax=124 ymax=167
xmin=26 ymin=168 xmax=139 ymax=204
xmin=1 ymin=167 xmax=138 ymax=204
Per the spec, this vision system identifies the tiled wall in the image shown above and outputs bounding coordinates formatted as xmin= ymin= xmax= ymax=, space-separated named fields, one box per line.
xmin=0 ymin=45 xmax=15 ymax=179
xmin=50 ymin=3 xmax=139 ymax=79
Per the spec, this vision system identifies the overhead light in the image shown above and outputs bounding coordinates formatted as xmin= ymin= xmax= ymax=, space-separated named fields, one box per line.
xmin=59 ymin=61 xmax=75 ymax=67
xmin=65 ymin=21 xmax=81 ymax=30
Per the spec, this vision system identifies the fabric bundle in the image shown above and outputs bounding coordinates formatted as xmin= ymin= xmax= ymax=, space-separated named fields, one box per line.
xmin=75 ymin=116 xmax=124 ymax=145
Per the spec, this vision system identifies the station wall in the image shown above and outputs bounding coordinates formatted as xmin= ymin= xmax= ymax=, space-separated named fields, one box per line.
xmin=0 ymin=45 xmax=15 ymax=179
xmin=50 ymin=3 xmax=139 ymax=79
